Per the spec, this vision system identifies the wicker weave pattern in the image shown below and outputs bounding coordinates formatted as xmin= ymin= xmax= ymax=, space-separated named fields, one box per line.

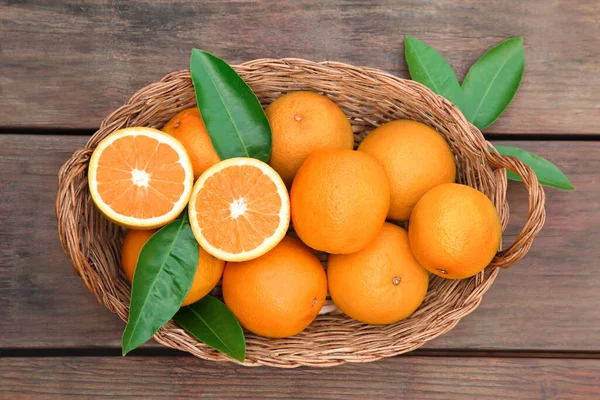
xmin=56 ymin=59 xmax=546 ymax=367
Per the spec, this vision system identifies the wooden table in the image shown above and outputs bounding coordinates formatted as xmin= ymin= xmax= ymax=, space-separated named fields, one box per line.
xmin=2 ymin=1 xmax=599 ymax=398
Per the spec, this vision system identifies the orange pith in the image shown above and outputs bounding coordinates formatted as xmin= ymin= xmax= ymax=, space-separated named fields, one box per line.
xmin=88 ymin=127 xmax=193 ymax=229
xmin=189 ymin=158 xmax=290 ymax=262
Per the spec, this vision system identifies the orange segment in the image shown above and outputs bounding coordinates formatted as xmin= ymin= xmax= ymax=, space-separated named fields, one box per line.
xmin=88 ymin=127 xmax=194 ymax=229
xmin=188 ymin=158 xmax=290 ymax=262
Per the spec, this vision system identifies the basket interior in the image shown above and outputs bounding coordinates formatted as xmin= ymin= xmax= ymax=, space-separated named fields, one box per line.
xmin=78 ymin=62 xmax=508 ymax=367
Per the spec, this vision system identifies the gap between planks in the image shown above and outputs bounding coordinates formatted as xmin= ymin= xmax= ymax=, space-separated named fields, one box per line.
xmin=2 ymin=348 xmax=600 ymax=360
xmin=1 ymin=128 xmax=600 ymax=141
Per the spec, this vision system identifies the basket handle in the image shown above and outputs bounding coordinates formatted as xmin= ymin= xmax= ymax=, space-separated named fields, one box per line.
xmin=486 ymin=151 xmax=546 ymax=269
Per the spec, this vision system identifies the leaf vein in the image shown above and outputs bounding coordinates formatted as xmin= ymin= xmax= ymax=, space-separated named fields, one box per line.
xmin=411 ymin=48 xmax=441 ymax=94
xmin=123 ymin=217 xmax=186 ymax=352
xmin=188 ymin=306 xmax=237 ymax=357
xmin=200 ymin=59 xmax=251 ymax=158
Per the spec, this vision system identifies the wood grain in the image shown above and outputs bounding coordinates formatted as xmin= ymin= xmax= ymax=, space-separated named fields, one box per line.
xmin=1 ymin=134 xmax=598 ymax=351
xmin=1 ymin=0 xmax=599 ymax=133
xmin=1 ymin=356 xmax=599 ymax=399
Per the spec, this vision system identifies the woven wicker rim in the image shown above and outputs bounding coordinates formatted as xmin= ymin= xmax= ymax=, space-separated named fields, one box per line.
xmin=56 ymin=58 xmax=546 ymax=368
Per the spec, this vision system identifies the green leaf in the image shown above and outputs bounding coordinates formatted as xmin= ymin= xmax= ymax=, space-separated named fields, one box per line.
xmin=174 ymin=295 xmax=246 ymax=362
xmin=122 ymin=212 xmax=199 ymax=355
xmin=494 ymin=145 xmax=574 ymax=190
xmin=462 ymin=37 xmax=524 ymax=130
xmin=404 ymin=36 xmax=463 ymax=108
xmin=190 ymin=49 xmax=272 ymax=162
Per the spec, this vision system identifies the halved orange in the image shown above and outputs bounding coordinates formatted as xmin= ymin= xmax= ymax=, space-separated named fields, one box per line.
xmin=88 ymin=127 xmax=194 ymax=229
xmin=188 ymin=158 xmax=290 ymax=262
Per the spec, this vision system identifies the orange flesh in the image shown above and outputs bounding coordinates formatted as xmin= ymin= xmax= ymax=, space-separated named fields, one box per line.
xmin=194 ymin=165 xmax=282 ymax=253
xmin=95 ymin=135 xmax=186 ymax=219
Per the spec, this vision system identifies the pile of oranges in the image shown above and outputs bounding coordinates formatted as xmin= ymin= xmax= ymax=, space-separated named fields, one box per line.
xmin=89 ymin=91 xmax=502 ymax=339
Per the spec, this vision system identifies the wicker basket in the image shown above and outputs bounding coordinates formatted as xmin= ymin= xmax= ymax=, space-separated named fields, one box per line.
xmin=56 ymin=59 xmax=546 ymax=368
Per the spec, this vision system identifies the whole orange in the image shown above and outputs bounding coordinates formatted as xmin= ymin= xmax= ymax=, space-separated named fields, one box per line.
xmin=266 ymin=91 xmax=354 ymax=186
xmin=327 ymin=223 xmax=429 ymax=325
xmin=409 ymin=183 xmax=502 ymax=280
xmin=290 ymin=148 xmax=390 ymax=254
xmin=358 ymin=119 xmax=456 ymax=221
xmin=121 ymin=229 xmax=225 ymax=306
xmin=222 ymin=236 xmax=327 ymax=338
xmin=162 ymin=107 xmax=221 ymax=179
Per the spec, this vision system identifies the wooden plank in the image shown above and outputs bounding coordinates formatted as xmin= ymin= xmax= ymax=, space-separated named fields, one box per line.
xmin=1 ymin=0 xmax=599 ymax=134
xmin=1 ymin=356 xmax=599 ymax=399
xmin=0 ymin=135 xmax=126 ymax=348
xmin=1 ymin=135 xmax=599 ymax=351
